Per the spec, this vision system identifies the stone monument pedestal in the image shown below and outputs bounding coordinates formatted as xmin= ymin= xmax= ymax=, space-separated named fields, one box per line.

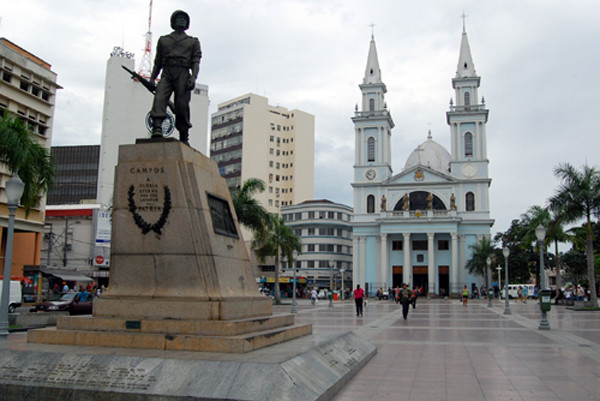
xmin=28 ymin=141 xmax=310 ymax=352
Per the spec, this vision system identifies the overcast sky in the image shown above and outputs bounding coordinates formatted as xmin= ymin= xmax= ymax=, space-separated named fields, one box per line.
xmin=3 ymin=0 xmax=600 ymax=239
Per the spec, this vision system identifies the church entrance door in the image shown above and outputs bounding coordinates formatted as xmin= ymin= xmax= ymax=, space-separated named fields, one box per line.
xmin=413 ymin=266 xmax=428 ymax=294
xmin=439 ymin=265 xmax=449 ymax=296
xmin=392 ymin=265 xmax=403 ymax=287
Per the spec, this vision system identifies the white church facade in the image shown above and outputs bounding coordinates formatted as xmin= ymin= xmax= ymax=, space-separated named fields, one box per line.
xmin=351 ymin=27 xmax=494 ymax=297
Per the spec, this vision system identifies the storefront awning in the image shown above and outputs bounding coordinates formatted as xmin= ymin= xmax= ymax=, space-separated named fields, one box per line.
xmin=40 ymin=268 xmax=93 ymax=282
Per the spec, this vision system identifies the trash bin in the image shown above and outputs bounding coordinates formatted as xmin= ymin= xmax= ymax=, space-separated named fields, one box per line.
xmin=540 ymin=289 xmax=552 ymax=313
xmin=334 ymin=293 xmax=338 ymax=301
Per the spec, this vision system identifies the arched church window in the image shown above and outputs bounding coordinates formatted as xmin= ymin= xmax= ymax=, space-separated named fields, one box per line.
xmin=466 ymin=192 xmax=475 ymax=211
xmin=464 ymin=132 xmax=473 ymax=157
xmin=464 ymin=91 xmax=470 ymax=106
xmin=367 ymin=195 xmax=375 ymax=213
xmin=367 ymin=137 xmax=375 ymax=162
xmin=369 ymin=98 xmax=375 ymax=112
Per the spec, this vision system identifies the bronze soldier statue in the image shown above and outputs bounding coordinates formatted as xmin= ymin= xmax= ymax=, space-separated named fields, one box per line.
xmin=149 ymin=10 xmax=202 ymax=145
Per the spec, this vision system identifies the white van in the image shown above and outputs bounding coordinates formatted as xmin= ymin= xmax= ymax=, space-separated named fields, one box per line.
xmin=0 ymin=280 xmax=23 ymax=313
xmin=500 ymin=284 xmax=535 ymax=299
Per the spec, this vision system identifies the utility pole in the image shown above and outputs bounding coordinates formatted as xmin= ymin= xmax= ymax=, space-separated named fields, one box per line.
xmin=45 ymin=223 xmax=53 ymax=267
xmin=63 ymin=218 xmax=68 ymax=268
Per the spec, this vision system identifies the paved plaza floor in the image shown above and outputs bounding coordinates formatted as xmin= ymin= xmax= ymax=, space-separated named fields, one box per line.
xmin=292 ymin=298 xmax=600 ymax=401
xmin=3 ymin=297 xmax=600 ymax=400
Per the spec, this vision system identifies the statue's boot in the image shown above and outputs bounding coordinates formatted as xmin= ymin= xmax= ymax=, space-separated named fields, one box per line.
xmin=180 ymin=131 xmax=190 ymax=146
xmin=151 ymin=120 xmax=163 ymax=138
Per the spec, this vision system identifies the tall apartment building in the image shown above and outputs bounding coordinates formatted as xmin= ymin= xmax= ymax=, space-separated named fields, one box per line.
xmin=96 ymin=47 xmax=210 ymax=208
xmin=210 ymin=93 xmax=315 ymax=239
xmin=0 ymin=38 xmax=60 ymax=276
xmin=47 ymin=145 xmax=100 ymax=205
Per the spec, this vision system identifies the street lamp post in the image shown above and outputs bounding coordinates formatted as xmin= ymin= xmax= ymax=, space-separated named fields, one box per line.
xmin=503 ymin=246 xmax=511 ymax=315
xmin=0 ymin=174 xmax=25 ymax=337
xmin=291 ymin=267 xmax=298 ymax=314
xmin=536 ymin=224 xmax=550 ymax=330
xmin=496 ymin=266 xmax=502 ymax=293
xmin=329 ymin=261 xmax=334 ymax=307
xmin=486 ymin=257 xmax=492 ymax=307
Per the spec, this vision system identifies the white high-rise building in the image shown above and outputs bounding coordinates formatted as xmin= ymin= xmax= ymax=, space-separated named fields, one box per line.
xmin=96 ymin=47 xmax=209 ymax=208
xmin=210 ymin=93 xmax=315 ymax=239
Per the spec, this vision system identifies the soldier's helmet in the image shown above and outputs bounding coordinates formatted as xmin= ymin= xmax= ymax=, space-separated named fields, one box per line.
xmin=170 ymin=10 xmax=190 ymax=30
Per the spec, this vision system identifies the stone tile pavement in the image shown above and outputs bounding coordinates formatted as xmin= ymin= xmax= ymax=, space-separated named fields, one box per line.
xmin=3 ymin=297 xmax=599 ymax=401
xmin=289 ymin=298 xmax=600 ymax=401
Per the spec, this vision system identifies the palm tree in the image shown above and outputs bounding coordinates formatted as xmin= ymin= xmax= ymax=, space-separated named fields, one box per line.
xmin=231 ymin=178 xmax=269 ymax=235
xmin=252 ymin=214 xmax=301 ymax=305
xmin=549 ymin=163 xmax=600 ymax=306
xmin=0 ymin=111 xmax=53 ymax=214
xmin=465 ymin=236 xmax=496 ymax=286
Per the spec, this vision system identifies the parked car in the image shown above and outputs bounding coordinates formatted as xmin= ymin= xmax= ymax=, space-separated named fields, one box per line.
xmin=0 ymin=280 xmax=22 ymax=313
xmin=30 ymin=292 xmax=94 ymax=315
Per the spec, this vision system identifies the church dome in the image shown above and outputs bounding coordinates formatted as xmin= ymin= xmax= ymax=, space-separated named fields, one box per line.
xmin=404 ymin=131 xmax=451 ymax=174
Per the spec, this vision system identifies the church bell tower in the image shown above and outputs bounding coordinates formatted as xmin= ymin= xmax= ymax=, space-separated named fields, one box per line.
xmin=352 ymin=34 xmax=394 ymax=185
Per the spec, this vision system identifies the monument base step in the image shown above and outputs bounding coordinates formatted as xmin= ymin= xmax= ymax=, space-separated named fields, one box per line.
xmin=1 ymin=332 xmax=376 ymax=401
xmin=27 ymin=316 xmax=312 ymax=353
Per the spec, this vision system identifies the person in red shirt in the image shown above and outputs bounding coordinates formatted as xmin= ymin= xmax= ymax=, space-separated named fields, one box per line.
xmin=353 ymin=284 xmax=365 ymax=316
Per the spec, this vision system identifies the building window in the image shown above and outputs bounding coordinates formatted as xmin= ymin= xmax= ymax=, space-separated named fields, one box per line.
xmin=307 ymin=244 xmax=315 ymax=252
xmin=464 ymin=132 xmax=473 ymax=157
xmin=308 ymin=211 xmax=314 ymax=219
xmin=294 ymin=212 xmax=301 ymax=220
xmin=270 ymin=135 xmax=274 ymax=142
xmin=392 ymin=241 xmax=403 ymax=251
xmin=328 ymin=211 xmax=335 ymax=219
xmin=438 ymin=240 xmax=449 ymax=250
xmin=412 ymin=240 xmax=428 ymax=250
xmin=369 ymin=98 xmax=375 ymax=112
xmin=308 ymin=228 xmax=315 ymax=235
xmin=307 ymin=261 xmax=315 ymax=268
xmin=367 ymin=137 xmax=375 ymax=162
xmin=416 ymin=254 xmax=424 ymax=263
xmin=464 ymin=91 xmax=470 ymax=106
xmin=466 ymin=192 xmax=475 ymax=211
xmin=367 ymin=195 xmax=375 ymax=213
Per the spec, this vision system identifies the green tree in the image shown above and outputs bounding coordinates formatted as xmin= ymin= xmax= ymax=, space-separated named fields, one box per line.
xmin=494 ymin=220 xmax=538 ymax=284
xmin=549 ymin=163 xmax=600 ymax=306
xmin=520 ymin=205 xmax=570 ymax=290
xmin=0 ymin=111 xmax=53 ymax=214
xmin=230 ymin=178 xmax=269 ymax=235
xmin=465 ymin=236 xmax=497 ymax=285
xmin=252 ymin=214 xmax=301 ymax=305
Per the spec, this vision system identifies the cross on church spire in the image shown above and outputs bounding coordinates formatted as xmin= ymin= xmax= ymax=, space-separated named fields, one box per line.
xmin=369 ymin=23 xmax=375 ymax=38
xmin=461 ymin=12 xmax=468 ymax=33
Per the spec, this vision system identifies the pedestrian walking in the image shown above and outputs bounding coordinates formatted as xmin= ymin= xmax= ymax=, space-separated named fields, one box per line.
xmin=353 ymin=284 xmax=365 ymax=316
xmin=311 ymin=288 xmax=317 ymax=305
xmin=462 ymin=285 xmax=469 ymax=306
xmin=399 ymin=283 xmax=412 ymax=320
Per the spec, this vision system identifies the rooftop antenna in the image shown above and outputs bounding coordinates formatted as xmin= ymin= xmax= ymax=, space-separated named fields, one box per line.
xmin=138 ymin=0 xmax=154 ymax=78
xmin=369 ymin=23 xmax=375 ymax=39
